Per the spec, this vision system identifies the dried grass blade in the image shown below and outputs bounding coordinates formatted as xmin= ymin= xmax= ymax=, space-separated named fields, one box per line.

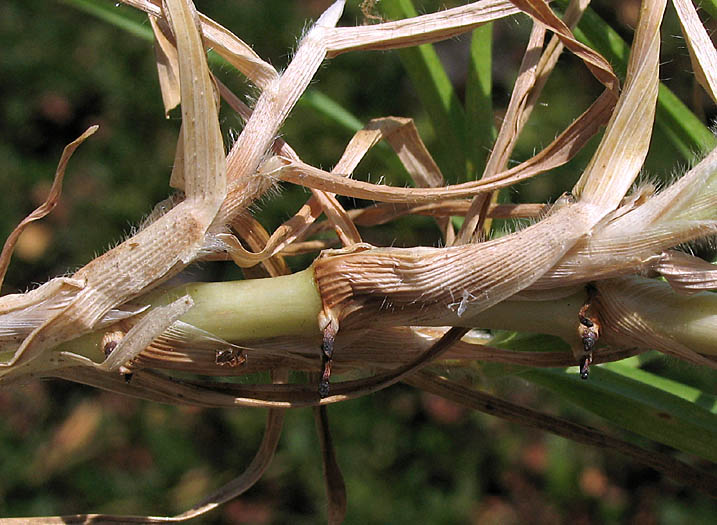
xmin=218 ymin=1 xmax=345 ymax=221
xmin=221 ymin=201 xmax=324 ymax=268
xmin=354 ymin=201 xmax=544 ymax=223
xmin=318 ymin=192 xmax=362 ymax=246
xmin=221 ymin=187 xmax=356 ymax=266
xmin=367 ymin=117 xmax=454 ymax=240
xmin=261 ymin=155 xmax=518 ymax=202
xmin=460 ymin=0 xmax=593 ymax=241
xmin=11 ymin=382 xmax=286 ymax=524
xmin=673 ymin=0 xmax=717 ymax=104
xmin=229 ymin=214 xmax=291 ymax=276
xmin=456 ymin=22 xmax=546 ymax=244
xmin=223 ymin=327 xmax=471 ymax=407
xmin=535 ymin=145 xmax=717 ymax=286
xmin=218 ymin=78 xmax=360 ymax=251
xmin=481 ymin=21 xmax=545 ymax=176
xmin=406 ymin=371 xmax=717 ymax=497
xmin=324 ymin=0 xmax=521 ymax=56
xmin=163 ymin=0 xmax=225 ymax=212
xmin=510 ymin=0 xmax=618 ymax=93
xmin=97 ymin=295 xmax=193 ymax=372
xmin=169 ymin=371 xmax=288 ymax=521
xmin=0 ymin=126 xmax=97 ymax=289
xmin=314 ymin=406 xmax=347 ymax=525
xmin=278 ymin=240 xmax=338 ymax=256
xmin=0 ymin=278 xmax=84 ymax=348
xmin=216 ymin=79 xmax=332 ymax=261
xmin=523 ymin=0 xmax=592 ymax=118
xmin=138 ymin=328 xmax=470 ymax=408
xmin=50 ymin=320 xmax=638 ymax=407
xmin=122 ymin=0 xmax=278 ymax=88
xmin=486 ymin=89 xmax=615 ymax=184
xmin=266 ymin=87 xmax=614 ymax=204
xmin=300 ymin=202 xmax=543 ymax=242
xmin=169 ymin=124 xmax=186 ymax=191
xmin=313 ymin=198 xmax=613 ymax=344
xmin=574 ymin=0 xmax=665 ymax=209
xmin=0 ymin=0 xmax=229 ymax=373
xmin=150 ymin=14 xmax=181 ymax=114
xmin=571 ymin=3 xmax=716 ymax=159
xmin=335 ymin=325 xmax=641 ymax=368
xmin=459 ymin=345 xmax=643 ymax=366
xmin=53 ymin=366 xmax=292 ymax=408
xmin=602 ymin=145 xmax=717 ymax=227
xmin=223 ymin=113 xmax=457 ymax=266
xmin=534 ymin=220 xmax=717 ymax=287
xmin=195 ymin=11 xmax=279 ymax=89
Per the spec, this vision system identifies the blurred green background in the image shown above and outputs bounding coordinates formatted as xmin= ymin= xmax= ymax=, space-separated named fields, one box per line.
xmin=0 ymin=0 xmax=715 ymax=523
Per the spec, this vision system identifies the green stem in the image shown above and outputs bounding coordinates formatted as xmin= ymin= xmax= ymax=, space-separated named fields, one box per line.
xmin=54 ymin=273 xmax=717 ymax=367
xmin=56 ymin=268 xmax=323 ymax=362
xmin=145 ymin=268 xmax=323 ymax=341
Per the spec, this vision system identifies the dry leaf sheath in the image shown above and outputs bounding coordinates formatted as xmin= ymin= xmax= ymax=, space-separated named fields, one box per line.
xmin=2 ymin=0 xmax=717 ymax=521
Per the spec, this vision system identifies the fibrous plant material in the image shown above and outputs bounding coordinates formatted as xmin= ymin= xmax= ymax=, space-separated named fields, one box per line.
xmin=2 ymin=0 xmax=717 ymax=521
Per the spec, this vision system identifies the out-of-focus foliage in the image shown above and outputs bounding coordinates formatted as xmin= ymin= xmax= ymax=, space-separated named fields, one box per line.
xmin=0 ymin=1 xmax=714 ymax=523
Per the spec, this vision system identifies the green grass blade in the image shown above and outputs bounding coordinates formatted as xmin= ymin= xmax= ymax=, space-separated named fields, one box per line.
xmin=524 ymin=367 xmax=717 ymax=462
xmin=61 ymin=0 xmax=153 ymax=40
xmin=63 ymin=0 xmax=227 ymax=68
xmin=697 ymin=0 xmax=717 ymax=20
xmin=465 ymin=23 xmax=495 ymax=180
xmin=654 ymin=84 xmax=716 ymax=159
xmin=379 ymin=0 xmax=467 ymax=182
xmin=297 ymin=90 xmax=364 ymax=132
xmin=602 ymin=362 xmax=717 ymax=415
xmin=559 ymin=0 xmax=717 ymax=159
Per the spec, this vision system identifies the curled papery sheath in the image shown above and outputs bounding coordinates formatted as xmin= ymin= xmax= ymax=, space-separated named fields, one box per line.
xmin=595 ymin=277 xmax=717 ymax=366
xmin=313 ymin=203 xmax=602 ymax=330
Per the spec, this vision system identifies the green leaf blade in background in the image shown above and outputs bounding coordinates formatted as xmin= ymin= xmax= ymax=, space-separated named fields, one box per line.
xmin=523 ymin=367 xmax=717 ymax=462
xmin=61 ymin=0 xmax=153 ymax=41
xmin=465 ymin=22 xmax=495 ymax=180
xmin=380 ymin=0 xmax=468 ymax=182
xmin=602 ymin=361 xmax=717 ymax=414
xmin=298 ymin=89 xmax=363 ymax=133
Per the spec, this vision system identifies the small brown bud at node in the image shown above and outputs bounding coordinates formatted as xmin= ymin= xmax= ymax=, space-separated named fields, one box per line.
xmin=319 ymin=317 xmax=338 ymax=398
xmin=215 ymin=347 xmax=246 ymax=368
xmin=577 ymin=285 xmax=601 ymax=380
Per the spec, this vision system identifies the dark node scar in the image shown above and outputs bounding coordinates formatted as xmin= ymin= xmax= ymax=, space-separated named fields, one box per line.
xmin=577 ymin=283 xmax=601 ymax=380
xmin=102 ymin=334 xmax=134 ymax=383
xmin=215 ymin=347 xmax=246 ymax=368
xmin=103 ymin=340 xmax=118 ymax=358
xmin=319 ymin=322 xmax=337 ymax=398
